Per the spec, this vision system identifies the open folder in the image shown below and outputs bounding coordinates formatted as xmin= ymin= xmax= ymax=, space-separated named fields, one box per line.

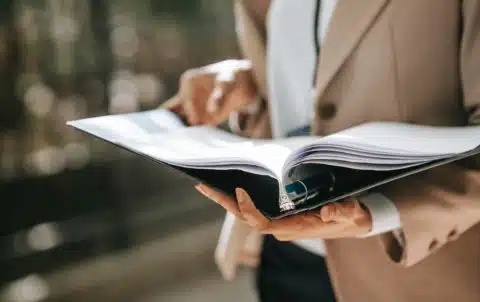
xmin=68 ymin=109 xmax=480 ymax=219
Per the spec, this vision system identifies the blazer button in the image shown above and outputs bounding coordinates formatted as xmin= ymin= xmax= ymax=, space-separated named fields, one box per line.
xmin=428 ymin=239 xmax=439 ymax=251
xmin=447 ymin=228 xmax=459 ymax=241
xmin=317 ymin=103 xmax=337 ymax=120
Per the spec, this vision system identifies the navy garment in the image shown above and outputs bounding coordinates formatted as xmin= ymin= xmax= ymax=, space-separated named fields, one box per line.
xmin=255 ymin=126 xmax=336 ymax=302
xmin=286 ymin=125 xmax=311 ymax=137
xmin=256 ymin=235 xmax=336 ymax=302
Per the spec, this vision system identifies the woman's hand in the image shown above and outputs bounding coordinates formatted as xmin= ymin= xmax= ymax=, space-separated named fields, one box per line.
xmin=163 ymin=60 xmax=258 ymax=126
xmin=195 ymin=184 xmax=373 ymax=241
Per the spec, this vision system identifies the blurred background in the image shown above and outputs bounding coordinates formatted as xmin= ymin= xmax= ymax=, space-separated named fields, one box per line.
xmin=0 ymin=0 xmax=255 ymax=301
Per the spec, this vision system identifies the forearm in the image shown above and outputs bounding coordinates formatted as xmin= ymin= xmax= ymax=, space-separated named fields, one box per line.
xmin=238 ymin=0 xmax=270 ymax=39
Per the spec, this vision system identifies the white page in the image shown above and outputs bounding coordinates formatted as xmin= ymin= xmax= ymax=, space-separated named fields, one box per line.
xmin=67 ymin=109 xmax=186 ymax=142
xmin=120 ymin=130 xmax=291 ymax=178
xmin=69 ymin=111 xmax=287 ymax=178
xmin=69 ymin=112 xmax=480 ymax=178
xmin=320 ymin=122 xmax=480 ymax=155
xmin=294 ymin=158 xmax=431 ymax=171
xmin=282 ymin=122 xmax=480 ymax=174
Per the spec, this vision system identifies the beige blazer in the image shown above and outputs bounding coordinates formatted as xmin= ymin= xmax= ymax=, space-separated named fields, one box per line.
xmin=225 ymin=0 xmax=480 ymax=301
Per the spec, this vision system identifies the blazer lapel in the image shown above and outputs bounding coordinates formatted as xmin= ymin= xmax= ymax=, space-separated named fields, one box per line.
xmin=315 ymin=0 xmax=390 ymax=99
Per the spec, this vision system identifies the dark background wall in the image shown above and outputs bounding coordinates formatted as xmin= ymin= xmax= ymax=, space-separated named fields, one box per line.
xmin=0 ymin=0 xmax=238 ymax=287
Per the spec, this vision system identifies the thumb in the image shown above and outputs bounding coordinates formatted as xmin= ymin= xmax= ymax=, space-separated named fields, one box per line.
xmin=206 ymin=80 xmax=232 ymax=114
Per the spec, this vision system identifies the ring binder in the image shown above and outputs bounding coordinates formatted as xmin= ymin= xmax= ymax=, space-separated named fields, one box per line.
xmin=279 ymin=194 xmax=296 ymax=212
xmin=297 ymin=179 xmax=309 ymax=205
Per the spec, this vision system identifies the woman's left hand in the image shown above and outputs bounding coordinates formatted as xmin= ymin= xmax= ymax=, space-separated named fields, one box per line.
xmin=195 ymin=184 xmax=373 ymax=241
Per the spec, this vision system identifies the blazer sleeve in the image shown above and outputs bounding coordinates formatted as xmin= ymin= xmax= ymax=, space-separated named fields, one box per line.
xmin=377 ymin=0 xmax=480 ymax=267
xmin=231 ymin=0 xmax=272 ymax=139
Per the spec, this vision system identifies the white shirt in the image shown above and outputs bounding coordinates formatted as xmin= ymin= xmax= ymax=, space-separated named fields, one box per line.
xmin=268 ymin=0 xmax=336 ymax=138
xmin=267 ymin=0 xmax=401 ymax=255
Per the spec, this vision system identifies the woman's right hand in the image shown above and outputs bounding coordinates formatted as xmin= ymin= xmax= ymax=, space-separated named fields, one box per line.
xmin=164 ymin=60 xmax=259 ymax=126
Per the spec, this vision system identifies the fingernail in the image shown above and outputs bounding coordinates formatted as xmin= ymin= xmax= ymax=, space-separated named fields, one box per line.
xmin=235 ymin=188 xmax=245 ymax=203
xmin=321 ymin=204 xmax=336 ymax=221
xmin=335 ymin=205 xmax=347 ymax=219
xmin=195 ymin=184 xmax=208 ymax=197
xmin=327 ymin=204 xmax=336 ymax=217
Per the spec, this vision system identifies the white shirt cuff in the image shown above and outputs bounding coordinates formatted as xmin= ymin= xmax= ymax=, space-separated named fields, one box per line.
xmin=358 ymin=193 xmax=402 ymax=237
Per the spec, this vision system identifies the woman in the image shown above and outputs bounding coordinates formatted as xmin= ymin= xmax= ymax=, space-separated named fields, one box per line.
xmin=166 ymin=0 xmax=480 ymax=301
